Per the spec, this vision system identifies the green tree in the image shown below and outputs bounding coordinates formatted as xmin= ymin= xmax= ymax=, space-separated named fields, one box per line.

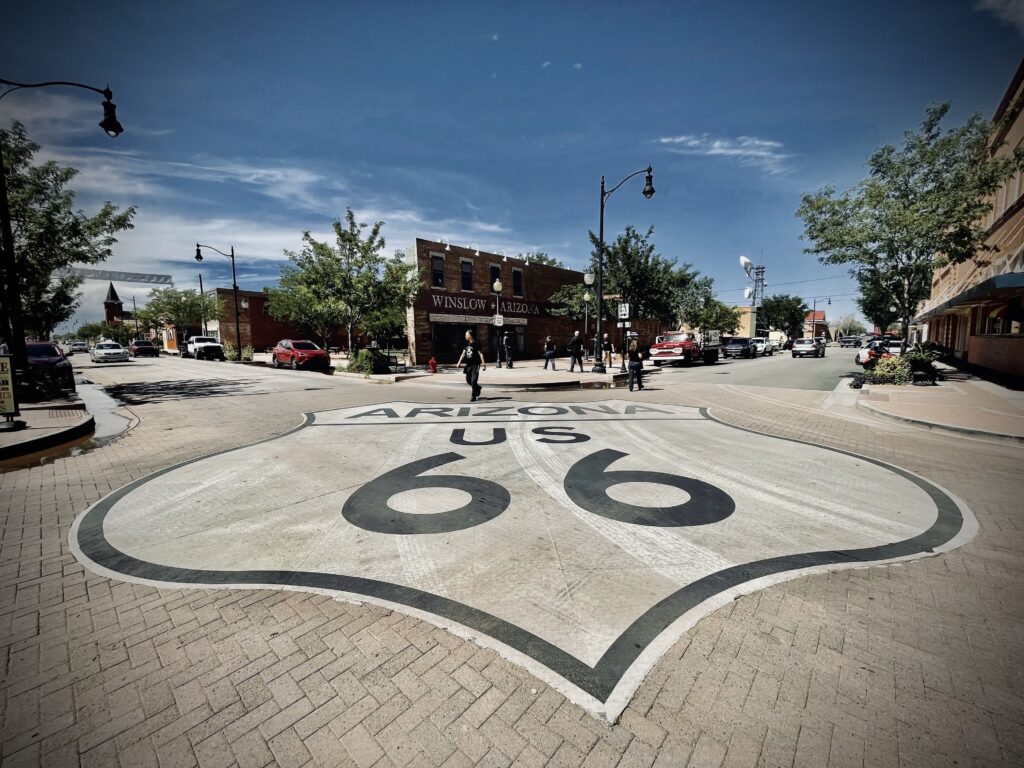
xmin=589 ymin=225 xmax=685 ymax=324
xmin=76 ymin=321 xmax=134 ymax=345
xmin=855 ymin=271 xmax=900 ymax=332
xmin=835 ymin=314 xmax=868 ymax=337
xmin=1 ymin=122 xmax=136 ymax=341
xmin=697 ymin=300 xmax=743 ymax=335
xmin=758 ymin=294 xmax=809 ymax=338
xmin=516 ymin=251 xmax=564 ymax=268
xmin=548 ymin=283 xmax=594 ymax=321
xmin=144 ymin=288 xmax=219 ymax=341
xmin=797 ymin=103 xmax=1024 ymax=340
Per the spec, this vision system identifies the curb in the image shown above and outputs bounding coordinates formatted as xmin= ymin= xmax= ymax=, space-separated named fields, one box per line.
xmin=855 ymin=397 xmax=1024 ymax=444
xmin=0 ymin=413 xmax=96 ymax=461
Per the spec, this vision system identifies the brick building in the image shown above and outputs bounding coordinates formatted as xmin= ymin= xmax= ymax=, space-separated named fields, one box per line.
xmin=207 ymin=288 xmax=311 ymax=352
xmin=404 ymin=239 xmax=662 ymax=364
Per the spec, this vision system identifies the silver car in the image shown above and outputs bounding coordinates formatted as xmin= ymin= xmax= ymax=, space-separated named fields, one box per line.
xmin=90 ymin=341 xmax=130 ymax=363
xmin=791 ymin=338 xmax=823 ymax=358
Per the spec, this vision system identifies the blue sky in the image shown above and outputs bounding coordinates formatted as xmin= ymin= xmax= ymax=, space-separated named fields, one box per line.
xmin=4 ymin=0 xmax=1023 ymax=329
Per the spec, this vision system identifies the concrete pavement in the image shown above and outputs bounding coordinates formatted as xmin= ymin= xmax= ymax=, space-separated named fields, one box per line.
xmin=1 ymin=355 xmax=1022 ymax=766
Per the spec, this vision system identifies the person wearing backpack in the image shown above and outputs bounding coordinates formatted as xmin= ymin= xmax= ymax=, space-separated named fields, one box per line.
xmin=543 ymin=336 xmax=557 ymax=370
xmin=566 ymin=330 xmax=584 ymax=372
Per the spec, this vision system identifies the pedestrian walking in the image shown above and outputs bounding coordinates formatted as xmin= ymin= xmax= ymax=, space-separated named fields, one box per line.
xmin=502 ymin=332 xmax=514 ymax=369
xmin=543 ymin=336 xmax=557 ymax=370
xmin=566 ymin=330 xmax=584 ymax=372
xmin=601 ymin=333 xmax=614 ymax=368
xmin=626 ymin=336 xmax=644 ymax=391
xmin=455 ymin=330 xmax=486 ymax=401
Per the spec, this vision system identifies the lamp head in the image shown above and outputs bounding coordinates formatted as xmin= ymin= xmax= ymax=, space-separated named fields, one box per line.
xmin=642 ymin=166 xmax=655 ymax=199
xmin=99 ymin=93 xmax=123 ymax=137
xmin=583 ymin=271 xmax=594 ymax=286
xmin=194 ymin=245 xmax=203 ymax=262
xmin=493 ymin=278 xmax=502 ymax=293
xmin=240 ymin=298 xmax=249 ymax=310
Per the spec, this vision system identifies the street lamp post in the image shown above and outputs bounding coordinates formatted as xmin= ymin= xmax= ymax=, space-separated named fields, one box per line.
xmin=493 ymin=278 xmax=503 ymax=368
xmin=198 ymin=273 xmax=208 ymax=336
xmin=194 ymin=244 xmax=242 ymax=358
xmin=132 ymin=296 xmax=140 ymax=339
xmin=592 ymin=166 xmax=655 ymax=374
xmin=0 ymin=77 xmax=123 ymax=387
xmin=583 ymin=272 xmax=594 ymax=360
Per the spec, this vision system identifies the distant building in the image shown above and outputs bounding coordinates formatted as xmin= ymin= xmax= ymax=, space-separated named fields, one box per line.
xmin=102 ymin=282 xmax=132 ymax=325
xmin=206 ymin=289 xmax=314 ymax=351
xmin=914 ymin=57 xmax=1024 ymax=380
xmin=804 ymin=310 xmax=830 ymax=339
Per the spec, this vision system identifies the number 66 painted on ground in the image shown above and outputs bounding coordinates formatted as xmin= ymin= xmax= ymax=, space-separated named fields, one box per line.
xmin=342 ymin=444 xmax=735 ymax=535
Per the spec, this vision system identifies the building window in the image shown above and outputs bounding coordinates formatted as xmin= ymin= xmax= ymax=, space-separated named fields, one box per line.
xmin=461 ymin=260 xmax=473 ymax=291
xmin=512 ymin=268 xmax=523 ymax=297
xmin=430 ymin=254 xmax=444 ymax=288
xmin=489 ymin=265 xmax=500 ymax=288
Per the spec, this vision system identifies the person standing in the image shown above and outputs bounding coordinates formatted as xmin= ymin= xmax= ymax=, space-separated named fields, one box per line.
xmin=602 ymin=333 xmax=614 ymax=368
xmin=543 ymin=336 xmax=557 ymax=370
xmin=502 ymin=332 xmax=514 ymax=369
xmin=566 ymin=330 xmax=584 ymax=372
xmin=455 ymin=329 xmax=486 ymax=401
xmin=626 ymin=336 xmax=644 ymax=391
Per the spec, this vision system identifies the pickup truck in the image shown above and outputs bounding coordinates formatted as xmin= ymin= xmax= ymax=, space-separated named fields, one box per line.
xmin=184 ymin=336 xmax=226 ymax=361
xmin=648 ymin=331 xmax=719 ymax=366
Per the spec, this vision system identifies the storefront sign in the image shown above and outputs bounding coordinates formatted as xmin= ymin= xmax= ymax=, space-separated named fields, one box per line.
xmin=423 ymin=292 xmax=544 ymax=316
xmin=429 ymin=313 xmax=527 ymax=326
xmin=0 ymin=355 xmax=18 ymax=417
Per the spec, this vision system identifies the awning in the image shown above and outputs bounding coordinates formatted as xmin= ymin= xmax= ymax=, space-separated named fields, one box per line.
xmin=914 ymin=272 xmax=1024 ymax=324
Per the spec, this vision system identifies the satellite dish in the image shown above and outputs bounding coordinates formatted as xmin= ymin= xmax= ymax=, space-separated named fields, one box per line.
xmin=743 ymin=287 xmax=753 ymax=300
xmin=739 ymin=255 xmax=753 ymax=276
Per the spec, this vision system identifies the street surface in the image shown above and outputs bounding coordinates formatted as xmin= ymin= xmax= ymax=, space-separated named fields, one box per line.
xmin=656 ymin=350 xmax=860 ymax=391
xmin=2 ymin=353 xmax=1022 ymax=767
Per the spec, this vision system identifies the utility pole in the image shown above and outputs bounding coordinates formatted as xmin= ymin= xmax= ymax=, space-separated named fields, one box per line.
xmin=198 ymin=273 xmax=208 ymax=336
xmin=132 ymin=296 xmax=140 ymax=338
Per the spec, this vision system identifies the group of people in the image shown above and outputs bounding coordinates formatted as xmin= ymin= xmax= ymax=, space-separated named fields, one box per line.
xmin=457 ymin=328 xmax=646 ymax=402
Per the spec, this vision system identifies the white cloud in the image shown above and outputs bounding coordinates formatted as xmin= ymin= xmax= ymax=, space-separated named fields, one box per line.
xmin=657 ymin=133 xmax=791 ymax=174
xmin=0 ymin=89 xmax=172 ymax=141
xmin=541 ymin=61 xmax=551 ymax=68
xmin=976 ymin=0 xmax=1024 ymax=37
xmin=573 ymin=63 xmax=583 ymax=70
xmin=489 ymin=32 xmax=500 ymax=41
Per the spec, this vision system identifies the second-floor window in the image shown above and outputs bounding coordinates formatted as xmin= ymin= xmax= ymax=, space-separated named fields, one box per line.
xmin=431 ymin=255 xmax=444 ymax=288
xmin=512 ymin=268 xmax=523 ymax=296
xmin=489 ymin=265 xmax=500 ymax=288
xmin=461 ymin=260 xmax=473 ymax=291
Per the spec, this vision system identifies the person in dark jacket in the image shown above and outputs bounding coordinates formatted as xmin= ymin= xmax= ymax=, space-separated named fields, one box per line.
xmin=543 ymin=336 xmax=557 ymax=370
xmin=455 ymin=330 xmax=487 ymax=401
xmin=601 ymin=333 xmax=614 ymax=368
xmin=566 ymin=330 xmax=584 ymax=372
xmin=626 ymin=336 xmax=644 ymax=391
xmin=502 ymin=332 xmax=514 ymax=369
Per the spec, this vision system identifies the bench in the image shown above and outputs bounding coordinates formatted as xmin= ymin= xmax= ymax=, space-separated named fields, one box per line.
xmin=388 ymin=355 xmax=408 ymax=373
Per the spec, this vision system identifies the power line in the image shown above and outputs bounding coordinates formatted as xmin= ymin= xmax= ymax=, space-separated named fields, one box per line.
xmin=716 ymin=275 xmax=851 ymax=294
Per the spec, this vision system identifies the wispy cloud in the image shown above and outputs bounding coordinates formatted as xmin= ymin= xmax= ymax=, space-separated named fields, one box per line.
xmin=0 ymin=90 xmax=172 ymax=140
xmin=541 ymin=61 xmax=551 ymax=68
xmin=488 ymin=32 xmax=499 ymax=41
xmin=573 ymin=62 xmax=583 ymax=70
xmin=975 ymin=0 xmax=1024 ymax=37
xmin=657 ymin=133 xmax=791 ymax=174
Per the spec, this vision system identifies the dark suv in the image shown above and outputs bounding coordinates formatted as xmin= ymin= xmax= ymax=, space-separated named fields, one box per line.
xmin=722 ymin=337 xmax=757 ymax=359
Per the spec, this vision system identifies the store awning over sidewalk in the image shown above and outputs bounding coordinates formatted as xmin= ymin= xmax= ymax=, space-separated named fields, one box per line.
xmin=915 ymin=272 xmax=1024 ymax=323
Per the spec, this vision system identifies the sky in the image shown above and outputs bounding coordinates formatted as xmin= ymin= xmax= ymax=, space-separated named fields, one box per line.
xmin=3 ymin=0 xmax=1023 ymax=331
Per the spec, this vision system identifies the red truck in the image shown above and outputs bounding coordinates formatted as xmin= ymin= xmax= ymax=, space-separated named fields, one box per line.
xmin=648 ymin=330 xmax=720 ymax=367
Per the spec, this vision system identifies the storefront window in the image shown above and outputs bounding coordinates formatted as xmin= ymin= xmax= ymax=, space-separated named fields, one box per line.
xmin=513 ymin=268 xmax=523 ymax=296
xmin=489 ymin=265 xmax=500 ymax=287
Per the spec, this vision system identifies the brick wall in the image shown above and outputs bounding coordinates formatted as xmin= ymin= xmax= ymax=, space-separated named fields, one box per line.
xmin=967 ymin=334 xmax=1024 ymax=378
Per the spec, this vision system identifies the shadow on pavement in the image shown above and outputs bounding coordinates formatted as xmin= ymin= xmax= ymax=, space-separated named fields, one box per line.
xmin=105 ymin=378 xmax=261 ymax=405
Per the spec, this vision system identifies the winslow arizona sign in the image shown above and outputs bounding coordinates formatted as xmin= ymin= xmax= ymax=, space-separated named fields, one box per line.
xmin=70 ymin=402 xmax=975 ymax=720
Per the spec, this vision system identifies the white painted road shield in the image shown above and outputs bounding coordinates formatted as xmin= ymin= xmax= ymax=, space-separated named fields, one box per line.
xmin=70 ymin=402 xmax=974 ymax=720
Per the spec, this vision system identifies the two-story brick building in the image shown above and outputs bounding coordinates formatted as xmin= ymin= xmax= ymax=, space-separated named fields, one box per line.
xmin=404 ymin=239 xmax=662 ymax=365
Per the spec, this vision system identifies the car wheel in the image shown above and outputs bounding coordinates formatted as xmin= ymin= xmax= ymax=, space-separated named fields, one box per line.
xmin=653 ymin=361 xmax=662 ymax=367
xmin=272 ymin=354 xmax=280 ymax=368
xmin=291 ymin=358 xmax=298 ymax=370
xmin=792 ymin=353 xmax=797 ymax=358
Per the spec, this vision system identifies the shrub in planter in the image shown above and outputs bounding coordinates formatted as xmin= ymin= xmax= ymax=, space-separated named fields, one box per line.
xmin=223 ymin=341 xmax=238 ymax=361
xmin=867 ymin=356 xmax=911 ymax=385
xmin=344 ymin=349 xmax=389 ymax=375
xmin=241 ymin=345 xmax=254 ymax=362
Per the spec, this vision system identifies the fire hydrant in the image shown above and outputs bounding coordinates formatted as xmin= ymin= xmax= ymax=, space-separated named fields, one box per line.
xmin=428 ymin=356 xmax=438 ymax=374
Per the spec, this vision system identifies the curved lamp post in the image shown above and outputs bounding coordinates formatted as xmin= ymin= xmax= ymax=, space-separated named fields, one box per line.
xmin=592 ymin=166 xmax=654 ymax=373
xmin=583 ymin=271 xmax=594 ymax=359
xmin=194 ymin=244 xmax=242 ymax=358
xmin=0 ymin=78 xmax=123 ymax=395
xmin=493 ymin=277 xmax=503 ymax=368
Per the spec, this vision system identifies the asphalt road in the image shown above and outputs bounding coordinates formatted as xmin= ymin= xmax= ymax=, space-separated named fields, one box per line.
xmin=655 ymin=345 xmax=863 ymax=390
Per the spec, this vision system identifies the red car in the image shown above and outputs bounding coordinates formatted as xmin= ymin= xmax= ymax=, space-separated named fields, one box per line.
xmin=128 ymin=339 xmax=159 ymax=357
xmin=271 ymin=339 xmax=331 ymax=370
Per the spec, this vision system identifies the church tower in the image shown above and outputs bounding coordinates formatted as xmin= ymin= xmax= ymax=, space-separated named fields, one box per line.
xmin=103 ymin=282 xmax=124 ymax=325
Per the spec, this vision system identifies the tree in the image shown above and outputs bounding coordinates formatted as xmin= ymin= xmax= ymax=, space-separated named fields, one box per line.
xmin=697 ymin=300 xmax=744 ymax=334
xmin=855 ymin=271 xmax=900 ymax=332
xmin=589 ymin=225 xmax=685 ymax=324
xmin=268 ymin=212 xmax=419 ymax=351
xmin=548 ymin=283 xmax=592 ymax=321
xmin=77 ymin=321 xmax=134 ymax=345
xmin=144 ymin=288 xmax=219 ymax=341
xmin=1 ymin=122 xmax=135 ymax=341
xmin=758 ymin=294 xmax=809 ymax=338
xmin=835 ymin=314 xmax=868 ymax=337
xmin=516 ymin=251 xmax=564 ymax=268
xmin=797 ymin=103 xmax=1024 ymax=340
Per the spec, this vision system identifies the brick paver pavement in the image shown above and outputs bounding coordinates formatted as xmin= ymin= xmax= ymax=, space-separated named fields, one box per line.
xmin=2 ymin=371 xmax=1022 ymax=767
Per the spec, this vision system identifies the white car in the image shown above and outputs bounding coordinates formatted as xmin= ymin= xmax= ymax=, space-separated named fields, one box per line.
xmin=90 ymin=341 xmax=129 ymax=363
xmin=70 ymin=340 xmax=89 ymax=353
xmin=751 ymin=337 xmax=773 ymax=356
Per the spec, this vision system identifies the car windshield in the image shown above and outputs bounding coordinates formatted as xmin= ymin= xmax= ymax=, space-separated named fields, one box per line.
xmin=795 ymin=339 xmax=814 ymax=345
xmin=656 ymin=334 xmax=686 ymax=344
xmin=292 ymin=341 xmax=319 ymax=350
xmin=98 ymin=343 xmax=121 ymax=349
xmin=27 ymin=343 xmax=60 ymax=356
xmin=729 ymin=338 xmax=750 ymax=345
xmin=133 ymin=340 xmax=153 ymax=346
xmin=192 ymin=337 xmax=216 ymax=344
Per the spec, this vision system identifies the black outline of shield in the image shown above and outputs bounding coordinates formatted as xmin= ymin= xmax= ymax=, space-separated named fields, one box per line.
xmin=70 ymin=407 xmax=966 ymax=708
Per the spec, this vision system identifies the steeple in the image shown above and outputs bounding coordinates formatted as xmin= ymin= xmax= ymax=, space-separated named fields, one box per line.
xmin=104 ymin=282 xmax=121 ymax=304
xmin=103 ymin=282 xmax=124 ymax=324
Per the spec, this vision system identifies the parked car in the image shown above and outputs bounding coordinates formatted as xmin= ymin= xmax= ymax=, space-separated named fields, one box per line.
xmin=838 ymin=336 xmax=862 ymax=348
xmin=69 ymin=340 xmax=89 ymax=353
xmin=886 ymin=339 xmax=905 ymax=356
xmin=27 ymin=342 xmax=76 ymax=392
xmin=751 ymin=337 xmax=773 ymax=356
xmin=792 ymin=338 xmax=823 ymax=358
xmin=721 ymin=337 xmax=757 ymax=359
xmin=648 ymin=331 xmax=719 ymax=366
xmin=90 ymin=341 xmax=129 ymax=363
xmin=271 ymin=339 xmax=331 ymax=370
xmin=185 ymin=336 xmax=226 ymax=360
xmin=128 ymin=339 xmax=159 ymax=357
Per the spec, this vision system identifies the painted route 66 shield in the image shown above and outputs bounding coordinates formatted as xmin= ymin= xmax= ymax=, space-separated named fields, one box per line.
xmin=70 ymin=401 xmax=974 ymax=720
